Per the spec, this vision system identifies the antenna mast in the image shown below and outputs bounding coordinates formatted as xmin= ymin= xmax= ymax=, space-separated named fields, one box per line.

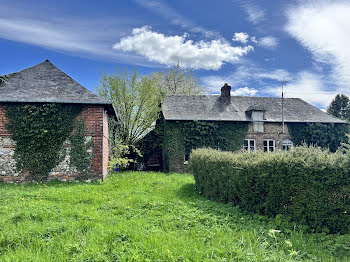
xmin=281 ymin=80 xmax=288 ymax=133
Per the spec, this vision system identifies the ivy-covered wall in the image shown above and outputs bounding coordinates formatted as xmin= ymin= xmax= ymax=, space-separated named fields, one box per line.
xmin=0 ymin=103 xmax=109 ymax=182
xmin=288 ymin=123 xmax=349 ymax=152
xmin=163 ymin=120 xmax=249 ymax=172
xmin=140 ymin=116 xmax=349 ymax=173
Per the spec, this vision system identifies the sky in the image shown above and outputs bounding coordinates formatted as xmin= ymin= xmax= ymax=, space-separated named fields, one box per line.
xmin=1 ymin=0 xmax=349 ymax=109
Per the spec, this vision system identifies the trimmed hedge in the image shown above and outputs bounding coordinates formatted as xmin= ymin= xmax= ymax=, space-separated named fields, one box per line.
xmin=190 ymin=147 xmax=350 ymax=234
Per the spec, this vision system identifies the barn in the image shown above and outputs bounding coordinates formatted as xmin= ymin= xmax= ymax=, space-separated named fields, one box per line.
xmin=0 ymin=60 xmax=115 ymax=182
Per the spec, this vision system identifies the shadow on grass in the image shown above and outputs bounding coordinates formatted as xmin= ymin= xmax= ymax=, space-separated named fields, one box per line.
xmin=175 ymin=182 xmax=286 ymax=232
xmin=0 ymin=179 xmax=104 ymax=189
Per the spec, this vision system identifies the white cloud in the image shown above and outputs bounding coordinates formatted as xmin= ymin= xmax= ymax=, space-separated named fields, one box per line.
xmin=134 ymin=0 xmax=221 ymax=39
xmin=251 ymin=36 xmax=258 ymax=43
xmin=199 ymin=74 xmax=257 ymax=96
xmin=266 ymin=71 xmax=338 ymax=108
xmin=244 ymin=4 xmax=265 ymax=24
xmin=258 ymin=36 xmax=278 ymax=49
xmin=286 ymin=0 xmax=350 ymax=89
xmin=232 ymin=32 xmax=249 ymax=44
xmin=202 ymin=65 xmax=292 ymax=92
xmin=257 ymin=69 xmax=291 ymax=81
xmin=231 ymin=87 xmax=258 ymax=96
xmin=114 ymin=26 xmax=254 ymax=70
xmin=0 ymin=5 xmax=151 ymax=66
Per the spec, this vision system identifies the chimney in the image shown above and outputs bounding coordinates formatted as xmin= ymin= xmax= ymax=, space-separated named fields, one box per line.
xmin=221 ymin=83 xmax=231 ymax=97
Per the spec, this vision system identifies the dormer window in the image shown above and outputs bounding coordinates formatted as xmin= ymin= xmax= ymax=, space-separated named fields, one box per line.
xmin=252 ymin=111 xmax=264 ymax=133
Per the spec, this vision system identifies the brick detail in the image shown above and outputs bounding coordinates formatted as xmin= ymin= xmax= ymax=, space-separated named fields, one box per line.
xmin=0 ymin=106 xmax=10 ymax=137
xmin=0 ymin=104 xmax=109 ymax=183
xmin=102 ymin=110 xmax=109 ymax=178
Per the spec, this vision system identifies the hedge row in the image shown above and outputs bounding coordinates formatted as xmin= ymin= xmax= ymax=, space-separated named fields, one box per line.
xmin=190 ymin=147 xmax=350 ymax=234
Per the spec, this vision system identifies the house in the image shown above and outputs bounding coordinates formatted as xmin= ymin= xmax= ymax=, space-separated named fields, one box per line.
xmin=0 ymin=60 xmax=115 ymax=182
xmin=151 ymin=83 xmax=346 ymax=172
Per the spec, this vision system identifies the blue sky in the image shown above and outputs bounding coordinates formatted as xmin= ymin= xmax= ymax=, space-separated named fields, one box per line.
xmin=1 ymin=0 xmax=349 ymax=109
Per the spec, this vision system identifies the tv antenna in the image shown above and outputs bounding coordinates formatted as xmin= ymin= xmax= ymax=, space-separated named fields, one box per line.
xmin=281 ymin=79 xmax=288 ymax=134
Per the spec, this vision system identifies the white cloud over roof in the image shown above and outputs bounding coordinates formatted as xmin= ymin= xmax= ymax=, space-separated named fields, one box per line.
xmin=286 ymin=0 xmax=350 ymax=89
xmin=114 ymin=26 xmax=253 ymax=70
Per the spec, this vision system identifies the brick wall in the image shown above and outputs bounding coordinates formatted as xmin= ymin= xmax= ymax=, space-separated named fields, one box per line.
xmin=0 ymin=104 xmax=109 ymax=183
xmin=0 ymin=106 xmax=10 ymax=137
xmin=102 ymin=110 xmax=109 ymax=178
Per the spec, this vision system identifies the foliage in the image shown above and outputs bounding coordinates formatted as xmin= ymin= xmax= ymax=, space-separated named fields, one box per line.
xmin=190 ymin=147 xmax=350 ymax=234
xmin=327 ymin=94 xmax=350 ymax=120
xmin=0 ymin=172 xmax=349 ymax=261
xmin=96 ymin=70 xmax=162 ymax=145
xmin=289 ymin=122 xmax=349 ymax=152
xmin=69 ymin=118 xmax=93 ymax=180
xmin=108 ymin=141 xmax=142 ymax=171
xmin=151 ymin=62 xmax=206 ymax=95
xmin=0 ymin=72 xmax=17 ymax=85
xmin=163 ymin=120 xmax=248 ymax=172
xmin=137 ymin=115 xmax=165 ymax=168
xmin=5 ymin=103 xmax=82 ymax=181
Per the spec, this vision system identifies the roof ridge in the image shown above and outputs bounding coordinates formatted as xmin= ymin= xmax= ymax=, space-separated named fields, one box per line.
xmin=0 ymin=60 xmax=112 ymax=106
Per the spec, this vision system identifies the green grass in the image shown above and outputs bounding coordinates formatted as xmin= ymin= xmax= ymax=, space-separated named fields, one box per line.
xmin=0 ymin=172 xmax=349 ymax=261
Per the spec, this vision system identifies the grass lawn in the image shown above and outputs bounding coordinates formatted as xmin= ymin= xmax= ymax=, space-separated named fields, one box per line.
xmin=0 ymin=172 xmax=349 ymax=261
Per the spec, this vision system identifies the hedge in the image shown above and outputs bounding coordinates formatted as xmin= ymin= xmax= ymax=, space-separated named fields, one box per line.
xmin=190 ymin=147 xmax=350 ymax=234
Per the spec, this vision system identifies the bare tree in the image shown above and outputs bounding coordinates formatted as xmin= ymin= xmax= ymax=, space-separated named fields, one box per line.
xmin=152 ymin=63 xmax=206 ymax=96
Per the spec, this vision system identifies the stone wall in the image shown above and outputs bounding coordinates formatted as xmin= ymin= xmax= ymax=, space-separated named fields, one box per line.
xmin=0 ymin=104 xmax=109 ymax=183
xmin=245 ymin=122 xmax=291 ymax=150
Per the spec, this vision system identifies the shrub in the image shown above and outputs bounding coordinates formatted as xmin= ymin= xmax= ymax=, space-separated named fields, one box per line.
xmin=190 ymin=147 xmax=350 ymax=234
xmin=108 ymin=141 xmax=142 ymax=171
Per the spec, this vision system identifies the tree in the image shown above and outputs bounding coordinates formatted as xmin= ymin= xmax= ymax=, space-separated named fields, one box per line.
xmin=151 ymin=63 xmax=206 ymax=96
xmin=96 ymin=70 xmax=162 ymax=145
xmin=327 ymin=94 xmax=350 ymax=121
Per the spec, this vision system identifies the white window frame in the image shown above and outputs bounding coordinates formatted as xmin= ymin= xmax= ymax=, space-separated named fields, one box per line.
xmin=244 ymin=139 xmax=256 ymax=152
xmin=252 ymin=111 xmax=264 ymax=133
xmin=263 ymin=139 xmax=275 ymax=152
xmin=282 ymin=139 xmax=293 ymax=152
xmin=184 ymin=154 xmax=190 ymax=165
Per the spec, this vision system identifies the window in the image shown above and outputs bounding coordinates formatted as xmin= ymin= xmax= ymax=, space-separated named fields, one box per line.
xmin=184 ymin=154 xmax=190 ymax=165
xmin=282 ymin=139 xmax=293 ymax=151
xmin=253 ymin=122 xmax=264 ymax=132
xmin=244 ymin=139 xmax=256 ymax=152
xmin=263 ymin=139 xmax=275 ymax=152
xmin=252 ymin=111 xmax=264 ymax=133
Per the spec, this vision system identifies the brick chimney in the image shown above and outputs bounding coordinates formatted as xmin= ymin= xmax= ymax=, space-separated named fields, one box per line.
xmin=220 ymin=83 xmax=231 ymax=104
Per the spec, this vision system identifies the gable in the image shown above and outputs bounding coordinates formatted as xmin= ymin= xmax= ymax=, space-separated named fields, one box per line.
xmin=0 ymin=60 xmax=111 ymax=106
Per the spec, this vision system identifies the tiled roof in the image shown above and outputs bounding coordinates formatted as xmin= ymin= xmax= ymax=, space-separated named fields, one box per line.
xmin=162 ymin=95 xmax=346 ymax=123
xmin=0 ymin=60 xmax=112 ymax=106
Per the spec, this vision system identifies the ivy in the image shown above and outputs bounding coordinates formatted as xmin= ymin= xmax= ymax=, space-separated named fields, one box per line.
xmin=163 ymin=120 xmax=249 ymax=172
xmin=69 ymin=118 xmax=93 ymax=180
xmin=0 ymin=73 xmax=17 ymax=85
xmin=5 ymin=103 xmax=82 ymax=181
xmin=289 ymin=123 xmax=349 ymax=152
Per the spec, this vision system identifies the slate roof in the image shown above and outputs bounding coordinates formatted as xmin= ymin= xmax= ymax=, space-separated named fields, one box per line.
xmin=0 ymin=60 xmax=112 ymax=107
xmin=162 ymin=95 xmax=346 ymax=124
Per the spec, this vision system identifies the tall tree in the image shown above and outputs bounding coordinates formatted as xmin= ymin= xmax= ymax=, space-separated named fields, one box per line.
xmin=327 ymin=94 xmax=350 ymax=121
xmin=152 ymin=63 xmax=206 ymax=95
xmin=97 ymin=70 xmax=162 ymax=145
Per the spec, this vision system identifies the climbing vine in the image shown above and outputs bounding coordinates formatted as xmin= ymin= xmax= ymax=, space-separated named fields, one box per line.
xmin=163 ymin=120 xmax=249 ymax=172
xmin=289 ymin=123 xmax=349 ymax=152
xmin=69 ymin=118 xmax=94 ymax=180
xmin=0 ymin=73 xmax=17 ymax=85
xmin=5 ymin=103 xmax=83 ymax=181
